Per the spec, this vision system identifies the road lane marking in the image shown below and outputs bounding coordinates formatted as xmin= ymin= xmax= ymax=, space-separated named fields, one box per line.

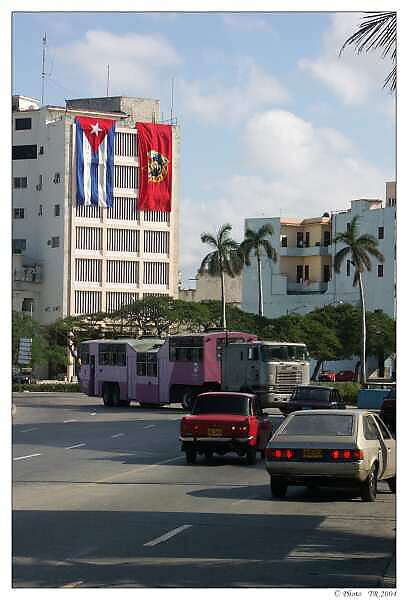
xmin=143 ymin=425 xmax=156 ymax=429
xmin=13 ymin=453 xmax=42 ymax=461
xmin=65 ymin=443 xmax=86 ymax=450
xmin=90 ymin=412 xmax=97 ymax=416
xmin=144 ymin=524 xmax=192 ymax=547
xmin=19 ymin=427 xmax=39 ymax=433
xmin=63 ymin=419 xmax=78 ymax=423
xmin=111 ymin=433 xmax=125 ymax=438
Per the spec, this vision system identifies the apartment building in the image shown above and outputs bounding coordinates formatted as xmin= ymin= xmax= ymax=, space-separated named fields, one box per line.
xmin=12 ymin=95 xmax=180 ymax=325
xmin=178 ymin=271 xmax=242 ymax=307
xmin=241 ymin=181 xmax=396 ymax=319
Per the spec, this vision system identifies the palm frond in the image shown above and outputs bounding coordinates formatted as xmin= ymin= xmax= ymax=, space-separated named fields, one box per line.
xmin=200 ymin=232 xmax=217 ymax=247
xmin=333 ymin=246 xmax=350 ymax=273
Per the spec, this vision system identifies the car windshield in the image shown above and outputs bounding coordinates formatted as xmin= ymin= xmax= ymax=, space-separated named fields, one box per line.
xmin=261 ymin=344 xmax=309 ymax=362
xmin=292 ymin=388 xmax=331 ymax=402
xmin=278 ymin=414 xmax=354 ymax=436
xmin=192 ymin=395 xmax=250 ymax=415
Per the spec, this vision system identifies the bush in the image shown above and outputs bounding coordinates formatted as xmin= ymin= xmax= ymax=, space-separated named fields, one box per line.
xmin=12 ymin=383 xmax=81 ymax=393
xmin=333 ymin=382 xmax=360 ymax=405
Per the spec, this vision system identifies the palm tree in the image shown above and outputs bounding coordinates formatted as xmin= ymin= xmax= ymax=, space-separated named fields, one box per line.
xmin=240 ymin=224 xmax=277 ymax=318
xmin=199 ymin=223 xmax=243 ymax=330
xmin=333 ymin=216 xmax=385 ymax=384
xmin=341 ymin=12 xmax=396 ymax=92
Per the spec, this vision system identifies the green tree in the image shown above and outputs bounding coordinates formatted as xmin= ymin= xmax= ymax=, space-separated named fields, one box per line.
xmin=366 ymin=310 xmax=396 ymax=377
xmin=199 ymin=224 xmax=243 ymax=330
xmin=333 ymin=216 xmax=385 ymax=383
xmin=240 ymin=224 xmax=277 ymax=318
xmin=12 ymin=311 xmax=49 ymax=368
xmin=341 ymin=12 xmax=396 ymax=91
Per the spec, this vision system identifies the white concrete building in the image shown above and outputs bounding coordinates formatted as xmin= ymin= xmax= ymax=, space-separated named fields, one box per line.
xmin=178 ymin=271 xmax=242 ymax=307
xmin=12 ymin=95 xmax=180 ymax=325
xmin=241 ymin=182 xmax=396 ymax=319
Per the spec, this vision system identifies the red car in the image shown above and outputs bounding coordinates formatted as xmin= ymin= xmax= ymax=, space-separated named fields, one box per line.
xmin=180 ymin=392 xmax=273 ymax=465
xmin=318 ymin=371 xmax=336 ymax=382
xmin=335 ymin=370 xmax=356 ymax=382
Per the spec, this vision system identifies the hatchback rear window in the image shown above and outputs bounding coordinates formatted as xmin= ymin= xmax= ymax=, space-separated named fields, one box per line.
xmin=279 ymin=414 xmax=354 ymax=436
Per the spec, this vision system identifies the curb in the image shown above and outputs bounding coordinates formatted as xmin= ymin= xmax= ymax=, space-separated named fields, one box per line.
xmin=382 ymin=552 xmax=396 ymax=588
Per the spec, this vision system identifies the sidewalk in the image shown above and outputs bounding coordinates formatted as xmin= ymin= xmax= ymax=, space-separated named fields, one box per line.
xmin=382 ymin=551 xmax=396 ymax=587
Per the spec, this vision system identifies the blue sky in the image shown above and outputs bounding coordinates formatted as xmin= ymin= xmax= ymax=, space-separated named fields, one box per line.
xmin=12 ymin=11 xmax=396 ymax=283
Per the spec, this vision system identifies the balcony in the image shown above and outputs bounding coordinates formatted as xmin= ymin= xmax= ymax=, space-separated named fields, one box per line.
xmin=287 ymin=281 xmax=329 ymax=295
xmin=13 ymin=265 xmax=42 ymax=284
xmin=280 ymin=244 xmax=331 ymax=257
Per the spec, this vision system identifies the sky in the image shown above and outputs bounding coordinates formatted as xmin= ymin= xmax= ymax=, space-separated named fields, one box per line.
xmin=12 ymin=10 xmax=396 ymax=285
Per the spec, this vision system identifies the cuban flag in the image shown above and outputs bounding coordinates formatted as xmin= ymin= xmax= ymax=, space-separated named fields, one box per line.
xmin=75 ymin=116 xmax=115 ymax=207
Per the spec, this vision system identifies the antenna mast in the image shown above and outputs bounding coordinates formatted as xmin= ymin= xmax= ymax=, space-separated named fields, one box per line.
xmin=41 ymin=33 xmax=47 ymax=105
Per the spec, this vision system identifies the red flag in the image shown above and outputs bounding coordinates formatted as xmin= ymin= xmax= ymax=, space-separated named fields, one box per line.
xmin=136 ymin=122 xmax=172 ymax=212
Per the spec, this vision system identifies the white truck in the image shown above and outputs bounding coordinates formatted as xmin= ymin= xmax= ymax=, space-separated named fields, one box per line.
xmin=221 ymin=340 xmax=310 ymax=408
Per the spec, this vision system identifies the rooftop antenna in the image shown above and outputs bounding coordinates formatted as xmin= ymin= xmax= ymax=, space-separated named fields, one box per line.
xmin=106 ymin=64 xmax=110 ymax=96
xmin=41 ymin=32 xmax=47 ymax=105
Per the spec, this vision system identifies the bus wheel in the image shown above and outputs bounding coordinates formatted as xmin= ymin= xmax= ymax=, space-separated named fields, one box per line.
xmin=181 ymin=389 xmax=193 ymax=411
xmin=103 ymin=385 xmax=112 ymax=407
xmin=111 ymin=385 xmax=120 ymax=407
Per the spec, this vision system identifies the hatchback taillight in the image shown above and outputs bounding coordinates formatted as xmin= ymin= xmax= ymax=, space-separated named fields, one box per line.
xmin=265 ymin=448 xmax=294 ymax=459
xmin=331 ymin=449 xmax=364 ymax=460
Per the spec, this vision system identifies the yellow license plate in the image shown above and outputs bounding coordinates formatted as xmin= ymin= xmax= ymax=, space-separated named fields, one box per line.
xmin=303 ymin=449 xmax=323 ymax=459
xmin=207 ymin=428 xmax=222 ymax=437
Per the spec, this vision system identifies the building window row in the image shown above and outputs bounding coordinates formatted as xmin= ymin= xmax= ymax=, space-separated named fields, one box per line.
xmin=15 ymin=117 xmax=32 ymax=130
xmin=106 ymin=260 xmax=139 ymax=284
xmin=75 ymin=258 xmax=102 ymax=282
xmin=12 ymin=144 xmax=37 ymax=160
xmin=114 ymin=165 xmax=138 ymax=189
xmin=107 ymin=228 xmax=139 ymax=252
xmin=75 ymin=226 xmax=102 ymax=250
xmin=107 ymin=196 xmax=139 ymax=221
xmin=76 ymin=204 xmax=102 ymax=219
xmin=143 ymin=261 xmax=169 ymax=285
xmin=106 ymin=291 xmax=139 ymax=313
xmin=144 ymin=210 xmax=170 ymax=223
xmin=115 ymin=131 xmax=137 ymax=157
xmin=144 ymin=230 xmax=170 ymax=254
xmin=13 ymin=176 xmax=28 ymax=189
xmin=13 ymin=208 xmax=25 ymax=219
xmin=12 ymin=238 xmax=27 ymax=254
xmin=74 ymin=290 xmax=102 ymax=315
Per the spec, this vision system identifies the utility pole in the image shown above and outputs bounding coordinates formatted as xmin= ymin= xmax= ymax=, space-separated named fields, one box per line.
xmin=41 ymin=33 xmax=47 ymax=105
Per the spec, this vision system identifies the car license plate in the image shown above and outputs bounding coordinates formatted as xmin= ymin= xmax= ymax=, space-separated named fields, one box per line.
xmin=303 ymin=448 xmax=323 ymax=459
xmin=207 ymin=428 xmax=222 ymax=437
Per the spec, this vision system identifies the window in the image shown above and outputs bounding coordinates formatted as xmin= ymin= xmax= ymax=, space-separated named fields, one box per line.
xmin=80 ymin=344 xmax=90 ymax=365
xmin=346 ymin=260 xmax=351 ymax=277
xmin=305 ymin=232 xmax=310 ymax=247
xmin=98 ymin=343 xmax=127 ymax=367
xmin=373 ymin=415 xmax=391 ymax=440
xmin=136 ymin=352 xmax=158 ymax=377
xmin=15 ymin=118 xmax=32 ymax=130
xmin=13 ymin=208 xmax=25 ymax=219
xmin=323 ymin=264 xmax=331 ymax=282
xmin=54 ymin=204 xmax=60 ymax=216
xmin=38 ymin=205 xmax=43 ymax=216
xmin=13 ymin=176 xmax=28 ymax=189
xmin=12 ymin=145 xmax=37 ymax=160
xmin=279 ymin=414 xmax=354 ymax=436
xmin=51 ymin=236 xmax=60 ymax=248
xmin=296 ymin=232 xmax=304 ymax=248
xmin=169 ymin=337 xmax=204 ymax=362
xmin=363 ymin=416 xmax=380 ymax=440
xmin=377 ymin=264 xmax=384 ymax=278
xmin=248 ymin=346 xmax=259 ymax=361
xmin=296 ymin=265 xmax=303 ymax=283
xmin=378 ymin=227 xmax=384 ymax=240
xmin=13 ymin=239 xmax=26 ymax=253
xmin=346 ymin=222 xmax=351 ymax=232
xmin=323 ymin=230 xmax=331 ymax=246
xmin=304 ymin=265 xmax=310 ymax=281
xmin=281 ymin=235 xmax=287 ymax=248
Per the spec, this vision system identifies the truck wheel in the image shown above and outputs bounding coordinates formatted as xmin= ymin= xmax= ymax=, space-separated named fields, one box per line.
xmin=387 ymin=477 xmax=396 ymax=493
xmin=181 ymin=389 xmax=193 ymax=411
xmin=246 ymin=446 xmax=257 ymax=465
xmin=361 ymin=463 xmax=378 ymax=502
xmin=103 ymin=385 xmax=112 ymax=407
xmin=270 ymin=477 xmax=288 ymax=498
xmin=185 ymin=447 xmax=197 ymax=464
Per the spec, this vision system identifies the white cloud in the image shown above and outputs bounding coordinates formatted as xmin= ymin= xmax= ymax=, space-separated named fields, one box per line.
xmin=179 ymin=108 xmax=388 ymax=281
xmin=54 ymin=30 xmax=181 ymax=97
xmin=222 ymin=14 xmax=273 ymax=32
xmin=179 ymin=59 xmax=289 ymax=124
xmin=298 ymin=13 xmax=393 ymax=106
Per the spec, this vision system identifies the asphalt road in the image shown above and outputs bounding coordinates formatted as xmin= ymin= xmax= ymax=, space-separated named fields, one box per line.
xmin=12 ymin=393 xmax=396 ymax=588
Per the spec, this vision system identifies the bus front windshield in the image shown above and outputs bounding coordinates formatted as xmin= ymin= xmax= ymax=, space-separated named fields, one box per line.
xmin=261 ymin=345 xmax=309 ymax=362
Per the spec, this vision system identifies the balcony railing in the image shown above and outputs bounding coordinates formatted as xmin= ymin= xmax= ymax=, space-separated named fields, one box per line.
xmin=287 ymin=281 xmax=329 ymax=295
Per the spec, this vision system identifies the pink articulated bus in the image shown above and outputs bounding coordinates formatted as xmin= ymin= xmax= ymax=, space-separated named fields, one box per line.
xmin=79 ymin=331 xmax=257 ymax=409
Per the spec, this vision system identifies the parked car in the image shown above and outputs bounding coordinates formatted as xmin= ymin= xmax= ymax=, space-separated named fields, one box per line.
xmin=318 ymin=371 xmax=336 ymax=382
xmin=335 ymin=370 xmax=356 ymax=382
xmin=265 ymin=409 xmax=396 ymax=501
xmin=12 ymin=371 xmax=33 ymax=384
xmin=281 ymin=385 xmax=345 ymax=415
xmin=380 ymin=387 xmax=396 ymax=434
xmin=179 ymin=392 xmax=273 ymax=465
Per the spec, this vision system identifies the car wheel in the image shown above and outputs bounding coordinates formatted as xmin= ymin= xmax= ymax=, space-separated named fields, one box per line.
xmin=204 ymin=450 xmax=213 ymax=461
xmin=270 ymin=477 xmax=288 ymax=498
xmin=246 ymin=446 xmax=257 ymax=465
xmin=185 ymin=447 xmax=197 ymax=464
xmin=387 ymin=477 xmax=396 ymax=493
xmin=361 ymin=463 xmax=378 ymax=502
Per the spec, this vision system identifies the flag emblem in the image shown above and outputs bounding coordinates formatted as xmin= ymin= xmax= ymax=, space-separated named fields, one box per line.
xmin=148 ymin=150 xmax=169 ymax=183
xmin=75 ymin=116 xmax=115 ymax=207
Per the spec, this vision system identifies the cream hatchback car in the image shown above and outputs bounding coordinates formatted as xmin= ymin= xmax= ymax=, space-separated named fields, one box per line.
xmin=265 ymin=409 xmax=396 ymax=502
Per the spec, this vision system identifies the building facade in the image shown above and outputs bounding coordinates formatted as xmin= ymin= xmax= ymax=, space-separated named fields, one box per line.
xmin=178 ymin=271 xmax=242 ymax=307
xmin=241 ymin=182 xmax=396 ymax=319
xmin=12 ymin=95 xmax=180 ymax=325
